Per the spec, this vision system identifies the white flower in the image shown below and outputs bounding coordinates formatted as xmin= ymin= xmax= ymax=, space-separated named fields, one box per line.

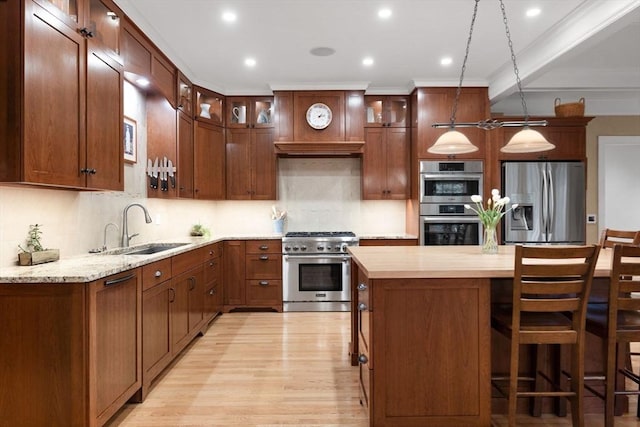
xmin=464 ymin=204 xmax=471 ymax=209
xmin=470 ymin=195 xmax=482 ymax=203
xmin=491 ymin=189 xmax=500 ymax=196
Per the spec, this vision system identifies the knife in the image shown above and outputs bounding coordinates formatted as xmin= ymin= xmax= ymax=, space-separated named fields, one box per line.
xmin=152 ymin=157 xmax=159 ymax=189
xmin=168 ymin=159 xmax=175 ymax=188
xmin=162 ymin=156 xmax=168 ymax=191
xmin=147 ymin=158 xmax=153 ymax=188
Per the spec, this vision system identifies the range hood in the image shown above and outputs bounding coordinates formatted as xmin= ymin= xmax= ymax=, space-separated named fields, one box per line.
xmin=274 ymin=141 xmax=365 ymax=157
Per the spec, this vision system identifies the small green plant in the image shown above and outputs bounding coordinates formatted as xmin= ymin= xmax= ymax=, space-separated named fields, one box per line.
xmin=19 ymin=224 xmax=46 ymax=253
xmin=190 ymin=223 xmax=210 ymax=237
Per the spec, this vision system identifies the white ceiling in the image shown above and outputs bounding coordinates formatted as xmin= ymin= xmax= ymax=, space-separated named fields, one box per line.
xmin=113 ymin=0 xmax=640 ymax=116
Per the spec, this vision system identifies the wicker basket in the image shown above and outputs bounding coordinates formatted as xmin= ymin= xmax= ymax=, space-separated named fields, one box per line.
xmin=554 ymin=97 xmax=585 ymax=117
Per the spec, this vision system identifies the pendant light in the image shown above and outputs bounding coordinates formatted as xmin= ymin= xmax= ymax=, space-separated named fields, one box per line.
xmin=430 ymin=0 xmax=554 ymax=155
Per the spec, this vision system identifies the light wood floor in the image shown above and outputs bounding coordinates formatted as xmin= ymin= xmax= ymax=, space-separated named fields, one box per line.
xmin=106 ymin=312 xmax=640 ymax=427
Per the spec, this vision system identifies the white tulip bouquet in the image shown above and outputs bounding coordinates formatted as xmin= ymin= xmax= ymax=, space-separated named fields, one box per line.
xmin=464 ymin=189 xmax=518 ymax=228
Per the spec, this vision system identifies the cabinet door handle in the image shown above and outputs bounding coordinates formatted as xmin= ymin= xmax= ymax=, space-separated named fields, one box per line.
xmin=155 ymin=270 xmax=162 ymax=278
xmin=104 ymin=273 xmax=135 ymax=287
xmin=259 ymin=255 xmax=269 ymax=260
xmin=209 ymin=262 xmax=215 ymax=267
xmin=259 ymin=245 xmax=269 ymax=250
xmin=357 ymin=283 xmax=367 ymax=291
xmin=209 ymin=288 xmax=216 ymax=295
xmin=169 ymin=288 xmax=175 ymax=303
xmin=358 ymin=303 xmax=368 ymax=311
xmin=259 ymin=281 xmax=269 ymax=286
xmin=358 ymin=354 xmax=368 ymax=364
xmin=189 ymin=277 xmax=196 ymax=290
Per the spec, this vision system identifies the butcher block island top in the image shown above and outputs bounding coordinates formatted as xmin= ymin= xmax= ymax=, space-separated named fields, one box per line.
xmin=348 ymin=244 xmax=612 ymax=279
xmin=348 ymin=245 xmax=611 ymax=427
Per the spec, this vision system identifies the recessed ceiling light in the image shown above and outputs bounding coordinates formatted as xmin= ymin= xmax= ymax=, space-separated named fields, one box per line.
xmin=222 ymin=11 xmax=237 ymax=22
xmin=378 ymin=8 xmax=392 ymax=19
xmin=244 ymin=58 xmax=256 ymax=67
xmin=310 ymin=47 xmax=336 ymax=57
xmin=136 ymin=77 xmax=150 ymax=87
xmin=362 ymin=57 xmax=374 ymax=66
xmin=526 ymin=8 xmax=541 ymax=18
xmin=440 ymin=57 xmax=453 ymax=66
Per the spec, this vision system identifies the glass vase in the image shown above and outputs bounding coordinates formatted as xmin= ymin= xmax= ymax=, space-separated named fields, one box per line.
xmin=482 ymin=225 xmax=498 ymax=254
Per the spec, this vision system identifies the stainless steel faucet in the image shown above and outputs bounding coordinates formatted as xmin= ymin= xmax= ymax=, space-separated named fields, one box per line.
xmin=121 ymin=203 xmax=152 ymax=247
xmin=103 ymin=222 xmax=119 ymax=251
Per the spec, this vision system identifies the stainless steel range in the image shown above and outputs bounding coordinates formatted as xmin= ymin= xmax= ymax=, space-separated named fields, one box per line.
xmin=282 ymin=231 xmax=358 ymax=312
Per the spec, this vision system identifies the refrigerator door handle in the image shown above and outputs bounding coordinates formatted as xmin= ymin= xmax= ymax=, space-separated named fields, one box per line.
xmin=547 ymin=168 xmax=554 ymax=236
xmin=541 ymin=166 xmax=548 ymax=234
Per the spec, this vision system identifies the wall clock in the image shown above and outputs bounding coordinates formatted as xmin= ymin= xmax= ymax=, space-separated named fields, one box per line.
xmin=306 ymin=103 xmax=333 ymax=129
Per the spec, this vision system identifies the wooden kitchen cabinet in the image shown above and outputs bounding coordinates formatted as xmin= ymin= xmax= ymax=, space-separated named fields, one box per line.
xmin=141 ymin=259 xmax=172 ymax=399
xmin=362 ymin=127 xmax=410 ymax=199
xmin=226 ymin=96 xmax=274 ymax=129
xmin=177 ymin=71 xmax=193 ymax=115
xmin=226 ymin=127 xmax=277 ymax=200
xmin=413 ymin=87 xmax=490 ymax=160
xmin=171 ymin=249 xmax=206 ymax=354
xmin=194 ymin=120 xmax=226 ymax=199
xmin=223 ymin=239 xmax=282 ymax=312
xmin=177 ymin=110 xmax=195 ymax=198
xmin=364 ymin=95 xmax=408 ymax=128
xmin=1 ymin=0 xmax=124 ymax=190
xmin=203 ymin=242 xmax=224 ymax=321
xmin=195 ymin=85 xmax=224 ymax=126
xmin=0 ymin=269 xmax=142 ymax=427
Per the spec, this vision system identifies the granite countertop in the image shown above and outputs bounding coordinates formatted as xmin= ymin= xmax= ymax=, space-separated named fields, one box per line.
xmin=0 ymin=233 xmax=283 ymax=284
xmin=357 ymin=234 xmax=418 ymax=240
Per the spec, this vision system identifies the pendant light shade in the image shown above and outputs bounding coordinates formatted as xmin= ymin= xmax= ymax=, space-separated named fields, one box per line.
xmin=500 ymin=128 xmax=555 ymax=153
xmin=428 ymin=129 xmax=479 ymax=154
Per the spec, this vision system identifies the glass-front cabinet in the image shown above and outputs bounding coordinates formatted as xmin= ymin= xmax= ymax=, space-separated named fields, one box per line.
xmin=364 ymin=95 xmax=408 ymax=127
xmin=226 ymin=97 xmax=274 ymax=128
xmin=195 ymin=86 xmax=224 ymax=126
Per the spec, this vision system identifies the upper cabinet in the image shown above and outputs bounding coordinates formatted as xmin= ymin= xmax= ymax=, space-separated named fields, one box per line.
xmin=0 ymin=0 xmax=124 ymax=190
xmin=226 ymin=97 xmax=274 ymax=129
xmin=121 ymin=16 xmax=176 ymax=105
xmin=195 ymin=86 xmax=224 ymax=126
xmin=413 ymin=87 xmax=490 ymax=160
xmin=365 ymin=96 xmax=408 ymax=128
xmin=177 ymin=72 xmax=193 ymax=116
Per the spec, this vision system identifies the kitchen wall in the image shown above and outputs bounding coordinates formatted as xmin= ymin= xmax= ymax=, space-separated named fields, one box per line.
xmin=585 ymin=116 xmax=640 ymax=244
xmin=0 ymin=84 xmax=405 ymax=269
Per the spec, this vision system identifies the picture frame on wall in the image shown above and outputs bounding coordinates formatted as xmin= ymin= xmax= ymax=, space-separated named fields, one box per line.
xmin=123 ymin=116 xmax=137 ymax=163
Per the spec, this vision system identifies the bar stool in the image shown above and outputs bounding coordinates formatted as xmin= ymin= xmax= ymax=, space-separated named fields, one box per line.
xmin=599 ymin=228 xmax=640 ymax=248
xmin=491 ymin=244 xmax=600 ymax=427
xmin=585 ymin=244 xmax=640 ymax=427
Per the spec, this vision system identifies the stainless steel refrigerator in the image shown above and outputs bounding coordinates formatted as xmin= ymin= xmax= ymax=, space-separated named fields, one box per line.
xmin=502 ymin=161 xmax=585 ymax=244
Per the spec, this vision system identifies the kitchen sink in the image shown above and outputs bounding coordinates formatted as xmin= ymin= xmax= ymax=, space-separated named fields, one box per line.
xmin=100 ymin=242 xmax=190 ymax=256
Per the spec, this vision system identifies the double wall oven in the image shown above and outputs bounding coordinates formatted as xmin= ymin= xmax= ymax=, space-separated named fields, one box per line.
xmin=419 ymin=160 xmax=484 ymax=246
xmin=282 ymin=232 xmax=358 ymax=312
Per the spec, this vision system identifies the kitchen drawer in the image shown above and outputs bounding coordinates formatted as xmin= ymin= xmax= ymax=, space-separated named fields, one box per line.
xmin=142 ymin=258 xmax=172 ymax=291
xmin=246 ymin=279 xmax=282 ymax=306
xmin=246 ymin=253 xmax=282 ymax=279
xmin=202 ymin=242 xmax=223 ymax=262
xmin=246 ymin=239 xmax=282 ymax=254
xmin=204 ymin=256 xmax=221 ymax=283
xmin=172 ymin=247 xmax=205 ymax=276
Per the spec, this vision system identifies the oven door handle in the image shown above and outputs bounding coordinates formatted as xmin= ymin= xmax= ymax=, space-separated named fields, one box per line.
xmin=421 ymin=173 xmax=483 ymax=180
xmin=422 ymin=216 xmax=482 ymax=223
xmin=283 ymin=254 xmax=351 ymax=261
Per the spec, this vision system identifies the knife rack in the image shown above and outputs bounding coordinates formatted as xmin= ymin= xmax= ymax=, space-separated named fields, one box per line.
xmin=147 ymin=156 xmax=177 ymax=192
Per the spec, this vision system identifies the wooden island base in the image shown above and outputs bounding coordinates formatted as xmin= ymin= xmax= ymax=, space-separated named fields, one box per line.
xmin=349 ymin=245 xmax=614 ymax=427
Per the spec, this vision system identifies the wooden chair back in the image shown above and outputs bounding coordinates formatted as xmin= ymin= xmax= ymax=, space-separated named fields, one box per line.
xmin=512 ymin=244 xmax=600 ymax=345
xmin=599 ymin=228 xmax=640 ymax=249
xmin=608 ymin=244 xmax=640 ymax=342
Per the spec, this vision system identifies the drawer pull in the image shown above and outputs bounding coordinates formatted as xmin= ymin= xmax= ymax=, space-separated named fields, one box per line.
xmin=259 ymin=255 xmax=269 ymax=260
xmin=155 ymin=270 xmax=162 ymax=278
xmin=259 ymin=245 xmax=269 ymax=250
xmin=358 ymin=303 xmax=368 ymax=311
xmin=358 ymin=354 xmax=368 ymax=364
xmin=357 ymin=283 xmax=367 ymax=291
xmin=104 ymin=273 xmax=135 ymax=287
xmin=259 ymin=281 xmax=269 ymax=286
xmin=209 ymin=288 xmax=216 ymax=295
xmin=209 ymin=261 xmax=215 ymax=267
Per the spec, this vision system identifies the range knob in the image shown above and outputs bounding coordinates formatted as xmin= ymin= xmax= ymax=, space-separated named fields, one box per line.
xmin=300 ymin=245 xmax=307 ymax=251
xmin=317 ymin=245 xmax=325 ymax=251
xmin=284 ymin=245 xmax=291 ymax=251
xmin=293 ymin=246 xmax=299 ymax=251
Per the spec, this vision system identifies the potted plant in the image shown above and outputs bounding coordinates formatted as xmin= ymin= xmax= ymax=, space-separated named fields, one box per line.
xmin=18 ymin=224 xmax=60 ymax=266
xmin=190 ymin=223 xmax=210 ymax=237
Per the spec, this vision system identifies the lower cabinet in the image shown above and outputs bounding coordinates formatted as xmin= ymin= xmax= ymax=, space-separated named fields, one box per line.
xmin=224 ymin=239 xmax=282 ymax=311
xmin=171 ymin=264 xmax=204 ymax=353
xmin=0 ymin=269 xmax=142 ymax=427
xmin=203 ymin=242 xmax=224 ymax=321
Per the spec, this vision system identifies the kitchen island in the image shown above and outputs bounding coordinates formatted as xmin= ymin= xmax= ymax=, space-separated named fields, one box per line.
xmin=348 ymin=245 xmax=612 ymax=427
